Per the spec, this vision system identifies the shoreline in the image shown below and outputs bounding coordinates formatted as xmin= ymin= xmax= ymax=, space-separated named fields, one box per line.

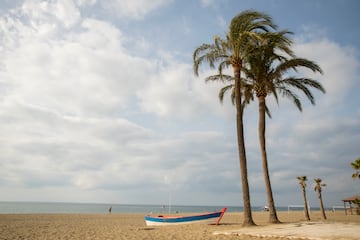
xmin=1 ymin=211 xmax=359 ymax=240
xmin=0 ymin=200 xmax=333 ymax=214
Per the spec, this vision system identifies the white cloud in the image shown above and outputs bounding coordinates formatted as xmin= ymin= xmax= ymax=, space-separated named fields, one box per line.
xmin=136 ymin=52 xmax=231 ymax=119
xmin=216 ymin=15 xmax=227 ymax=30
xmin=0 ymin=100 xmax=237 ymax=200
xmin=0 ymin=1 xmax=359 ymax=207
xmin=294 ymin=38 xmax=359 ymax=106
xmin=181 ymin=16 xmax=191 ymax=35
xmin=100 ymin=0 xmax=173 ymax=20
xmin=75 ymin=0 xmax=96 ymax=6
xmin=0 ymin=8 xmax=157 ymax=117
xmin=21 ymin=0 xmax=81 ymax=30
xmin=137 ymin=61 xmax=195 ymax=118
xmin=200 ymin=0 xmax=218 ymax=8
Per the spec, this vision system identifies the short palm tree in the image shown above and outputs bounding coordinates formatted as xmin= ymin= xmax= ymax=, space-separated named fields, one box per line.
xmin=351 ymin=158 xmax=360 ymax=179
xmin=241 ymin=31 xmax=324 ymax=223
xmin=193 ymin=10 xmax=277 ymax=226
xmin=297 ymin=176 xmax=310 ymax=221
xmin=314 ymin=178 xmax=327 ymax=220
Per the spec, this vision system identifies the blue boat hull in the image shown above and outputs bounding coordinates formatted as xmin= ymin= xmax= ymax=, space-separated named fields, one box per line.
xmin=145 ymin=208 xmax=227 ymax=226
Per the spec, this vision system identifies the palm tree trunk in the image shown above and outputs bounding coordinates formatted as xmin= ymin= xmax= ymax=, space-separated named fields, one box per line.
xmin=318 ymin=192 xmax=327 ymax=220
xmin=258 ymin=96 xmax=280 ymax=223
xmin=302 ymin=187 xmax=311 ymax=221
xmin=234 ymin=65 xmax=255 ymax=226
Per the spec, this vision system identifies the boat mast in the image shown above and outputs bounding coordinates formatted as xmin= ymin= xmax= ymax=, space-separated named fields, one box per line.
xmin=168 ymin=191 xmax=172 ymax=214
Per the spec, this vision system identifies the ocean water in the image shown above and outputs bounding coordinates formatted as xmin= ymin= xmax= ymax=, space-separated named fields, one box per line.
xmin=0 ymin=202 xmax=300 ymax=214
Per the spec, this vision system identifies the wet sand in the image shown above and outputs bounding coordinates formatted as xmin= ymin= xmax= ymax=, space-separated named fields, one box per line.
xmin=0 ymin=211 xmax=359 ymax=240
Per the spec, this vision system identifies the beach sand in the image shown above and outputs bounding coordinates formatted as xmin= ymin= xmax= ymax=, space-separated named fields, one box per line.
xmin=0 ymin=211 xmax=359 ymax=240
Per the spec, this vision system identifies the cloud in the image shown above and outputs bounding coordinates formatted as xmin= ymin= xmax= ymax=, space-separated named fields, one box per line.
xmin=0 ymin=3 xmax=158 ymax=118
xmin=216 ymin=15 xmax=227 ymax=30
xmin=100 ymin=0 xmax=173 ymax=20
xmin=136 ymin=51 xmax=233 ymax=120
xmin=0 ymin=0 xmax=236 ymax=200
xmin=0 ymin=1 xmax=359 ymax=207
xmin=0 ymin=102 xmax=238 ymax=199
xmin=21 ymin=0 xmax=81 ymax=30
xmin=200 ymin=0 xmax=218 ymax=8
xmin=294 ymin=38 xmax=359 ymax=106
xmin=75 ymin=0 xmax=96 ymax=6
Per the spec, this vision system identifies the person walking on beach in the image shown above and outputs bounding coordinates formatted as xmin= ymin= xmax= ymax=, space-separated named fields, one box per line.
xmin=108 ymin=206 xmax=112 ymax=214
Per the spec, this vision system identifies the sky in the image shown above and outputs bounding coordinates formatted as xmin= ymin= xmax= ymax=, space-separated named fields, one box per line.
xmin=0 ymin=0 xmax=359 ymax=209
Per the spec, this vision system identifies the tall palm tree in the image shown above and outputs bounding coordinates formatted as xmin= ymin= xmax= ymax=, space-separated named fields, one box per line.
xmin=193 ymin=10 xmax=276 ymax=226
xmin=351 ymin=158 xmax=360 ymax=179
xmin=314 ymin=178 xmax=327 ymax=220
xmin=242 ymin=32 xmax=325 ymax=223
xmin=297 ymin=176 xmax=310 ymax=221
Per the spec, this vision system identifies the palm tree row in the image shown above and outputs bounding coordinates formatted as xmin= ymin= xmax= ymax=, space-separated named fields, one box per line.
xmin=193 ymin=10 xmax=325 ymax=225
xmin=297 ymin=176 xmax=327 ymax=220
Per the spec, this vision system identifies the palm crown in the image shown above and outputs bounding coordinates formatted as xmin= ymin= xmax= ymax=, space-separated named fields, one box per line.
xmin=242 ymin=32 xmax=325 ymax=113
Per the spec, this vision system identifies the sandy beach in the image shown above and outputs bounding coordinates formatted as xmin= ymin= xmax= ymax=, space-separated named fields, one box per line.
xmin=1 ymin=211 xmax=359 ymax=240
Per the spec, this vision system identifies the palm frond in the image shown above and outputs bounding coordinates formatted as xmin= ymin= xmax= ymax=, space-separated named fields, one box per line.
xmin=205 ymin=74 xmax=233 ymax=83
xmin=277 ymin=86 xmax=302 ymax=111
xmin=193 ymin=40 xmax=230 ymax=76
xmin=265 ymin=103 xmax=272 ymax=118
xmin=275 ymin=58 xmax=323 ymax=76
xmin=218 ymin=84 xmax=235 ymax=104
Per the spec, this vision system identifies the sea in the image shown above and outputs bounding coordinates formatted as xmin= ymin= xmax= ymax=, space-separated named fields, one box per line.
xmin=0 ymin=201 xmax=301 ymax=214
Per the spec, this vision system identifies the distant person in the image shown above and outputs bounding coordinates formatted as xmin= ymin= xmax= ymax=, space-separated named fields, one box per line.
xmin=108 ymin=206 xmax=112 ymax=213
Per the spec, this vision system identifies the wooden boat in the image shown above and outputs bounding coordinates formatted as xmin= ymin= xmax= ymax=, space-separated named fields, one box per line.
xmin=144 ymin=207 xmax=227 ymax=226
